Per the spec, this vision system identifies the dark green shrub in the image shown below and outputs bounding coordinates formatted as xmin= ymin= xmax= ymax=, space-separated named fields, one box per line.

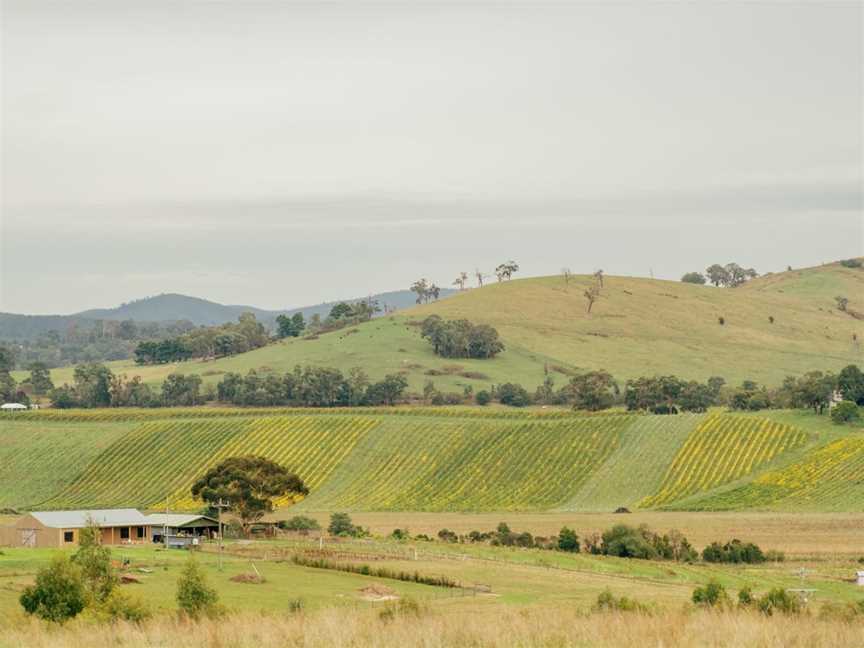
xmin=437 ymin=528 xmax=458 ymax=543
xmin=831 ymin=401 xmax=860 ymax=424
xmin=692 ymin=581 xmax=730 ymax=608
xmin=600 ymin=524 xmax=656 ymax=559
xmin=497 ymin=383 xmax=531 ymax=407
xmin=475 ymin=390 xmax=491 ymax=406
xmin=557 ymin=527 xmax=580 ymax=553
xmin=738 ymin=587 xmax=755 ymax=607
xmin=390 ymin=528 xmax=410 ymax=541
xmin=840 ymin=258 xmax=863 ymax=268
xmin=702 ymin=539 xmax=766 ymax=564
xmin=20 ymin=555 xmax=86 ymax=623
xmin=328 ymin=512 xmax=364 ymax=537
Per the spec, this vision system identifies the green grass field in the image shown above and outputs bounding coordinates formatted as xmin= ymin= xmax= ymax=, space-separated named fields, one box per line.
xmin=15 ymin=262 xmax=863 ymax=393
xmin=2 ymin=407 xmax=860 ymax=513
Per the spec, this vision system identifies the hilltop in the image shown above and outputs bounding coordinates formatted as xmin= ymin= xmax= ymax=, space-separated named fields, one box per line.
xmin=0 ymin=289 xmax=456 ymax=338
xmin=18 ymin=261 xmax=862 ymax=391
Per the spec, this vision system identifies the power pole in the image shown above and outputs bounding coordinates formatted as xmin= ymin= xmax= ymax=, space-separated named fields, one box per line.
xmin=214 ymin=498 xmax=230 ymax=571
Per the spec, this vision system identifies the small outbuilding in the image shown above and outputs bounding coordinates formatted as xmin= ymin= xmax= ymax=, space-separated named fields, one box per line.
xmin=146 ymin=513 xmax=219 ymax=546
xmin=13 ymin=509 xmax=152 ymax=548
xmin=857 ymin=571 xmax=864 ymax=587
xmin=1 ymin=403 xmax=28 ymax=411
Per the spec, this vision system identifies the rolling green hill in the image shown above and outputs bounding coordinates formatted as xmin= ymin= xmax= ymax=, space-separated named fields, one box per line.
xmin=14 ymin=262 xmax=861 ymax=394
xmin=1 ymin=407 xmax=860 ymax=513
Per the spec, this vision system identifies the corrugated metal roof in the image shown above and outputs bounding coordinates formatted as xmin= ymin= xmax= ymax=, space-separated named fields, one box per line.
xmin=30 ymin=509 xmax=150 ymax=529
xmin=145 ymin=514 xmax=218 ymax=527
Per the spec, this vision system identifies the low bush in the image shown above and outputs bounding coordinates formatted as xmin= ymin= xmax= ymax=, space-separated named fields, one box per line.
xmin=379 ymin=597 xmax=424 ymax=622
xmin=176 ymin=556 xmax=220 ymax=620
xmin=290 ymin=555 xmax=458 ymax=588
xmin=278 ymin=515 xmax=321 ymax=533
xmin=831 ymin=401 xmax=860 ymax=424
xmin=328 ymin=512 xmax=366 ymax=538
xmin=692 ymin=581 xmax=730 ymax=608
xmin=702 ymin=539 xmax=765 ymax=564
xmin=95 ymin=589 xmax=151 ymax=623
xmin=437 ymin=528 xmax=458 ymax=543
xmin=390 ymin=528 xmax=410 ymax=541
xmin=497 ymin=383 xmax=532 ymax=407
xmin=840 ymin=258 xmax=863 ymax=268
xmin=20 ymin=555 xmax=86 ymax=623
xmin=595 ymin=589 xmax=650 ymax=613
xmin=475 ymin=390 xmax=491 ymax=406
xmin=557 ymin=527 xmax=580 ymax=553
xmin=757 ymin=588 xmax=802 ymax=616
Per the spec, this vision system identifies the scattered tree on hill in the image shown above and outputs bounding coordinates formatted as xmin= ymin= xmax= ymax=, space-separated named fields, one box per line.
xmin=494 ymin=261 xmax=519 ymax=282
xmin=453 ymin=271 xmax=468 ymax=291
xmin=191 ymin=456 xmax=308 ymax=535
xmin=681 ymin=272 xmax=706 ymax=285
xmin=692 ymin=581 xmax=730 ymax=608
xmin=278 ymin=515 xmax=321 ymax=533
xmin=593 ymin=269 xmax=604 ymax=287
xmin=561 ymin=268 xmax=573 ymax=284
xmin=176 ymin=555 xmax=219 ymax=619
xmin=328 ymin=302 xmax=354 ymax=320
xmin=276 ymin=313 xmax=306 ymax=338
xmin=19 ymin=555 xmax=86 ymax=623
xmin=27 ymin=362 xmax=54 ymax=395
xmin=410 ymin=278 xmax=441 ymax=304
xmin=419 ymin=315 xmax=504 ymax=359
xmin=840 ymin=258 xmax=863 ymax=268
xmin=705 ymin=263 xmax=758 ymax=287
xmin=584 ymin=285 xmax=601 ymax=314
xmin=702 ymin=539 xmax=765 ymax=564
xmin=835 ymin=296 xmax=849 ymax=312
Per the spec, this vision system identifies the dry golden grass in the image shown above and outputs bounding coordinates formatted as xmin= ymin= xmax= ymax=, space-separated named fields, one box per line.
xmin=1 ymin=606 xmax=862 ymax=648
xmin=292 ymin=511 xmax=864 ymax=557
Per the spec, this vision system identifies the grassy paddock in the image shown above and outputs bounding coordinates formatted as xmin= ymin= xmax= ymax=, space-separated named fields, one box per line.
xmin=2 ymin=606 xmax=863 ymax=648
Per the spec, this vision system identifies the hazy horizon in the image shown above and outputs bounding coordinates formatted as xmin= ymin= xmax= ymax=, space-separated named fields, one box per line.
xmin=2 ymin=1 xmax=861 ymax=314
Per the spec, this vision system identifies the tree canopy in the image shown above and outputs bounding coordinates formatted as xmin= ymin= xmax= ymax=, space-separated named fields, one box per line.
xmin=191 ymin=456 xmax=308 ymax=534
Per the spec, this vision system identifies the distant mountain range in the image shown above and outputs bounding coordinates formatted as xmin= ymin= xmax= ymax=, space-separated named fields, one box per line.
xmin=0 ymin=289 xmax=456 ymax=340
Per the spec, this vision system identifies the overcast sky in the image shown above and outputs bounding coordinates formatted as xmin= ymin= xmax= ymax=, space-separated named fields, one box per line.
xmin=1 ymin=1 xmax=861 ymax=314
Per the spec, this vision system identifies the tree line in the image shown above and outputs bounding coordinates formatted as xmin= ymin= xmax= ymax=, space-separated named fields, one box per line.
xmin=216 ymin=367 xmax=409 ymax=407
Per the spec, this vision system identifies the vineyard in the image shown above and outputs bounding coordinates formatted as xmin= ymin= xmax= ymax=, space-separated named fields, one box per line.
xmin=638 ymin=415 xmax=809 ymax=509
xmin=1 ymin=408 xmax=856 ymax=513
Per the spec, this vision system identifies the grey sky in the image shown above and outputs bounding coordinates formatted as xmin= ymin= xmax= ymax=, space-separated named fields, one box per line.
xmin=1 ymin=1 xmax=861 ymax=314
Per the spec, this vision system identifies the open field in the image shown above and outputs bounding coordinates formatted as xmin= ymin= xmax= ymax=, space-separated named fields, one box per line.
xmin=2 ymin=408 xmax=860 ymax=513
xmin=14 ymin=262 xmax=863 ymax=393
xmin=1 ymin=518 xmax=863 ymax=647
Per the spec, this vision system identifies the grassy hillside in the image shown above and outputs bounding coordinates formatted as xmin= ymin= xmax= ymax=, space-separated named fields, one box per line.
xmin=15 ymin=262 xmax=861 ymax=393
xmin=2 ymin=407 xmax=860 ymax=513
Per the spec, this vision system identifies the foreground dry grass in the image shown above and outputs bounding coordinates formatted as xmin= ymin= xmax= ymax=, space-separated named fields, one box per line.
xmin=2 ymin=607 xmax=863 ymax=648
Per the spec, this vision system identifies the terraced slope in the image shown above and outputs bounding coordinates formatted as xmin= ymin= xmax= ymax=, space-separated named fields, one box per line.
xmin=638 ymin=415 xmax=810 ymax=508
xmin=1 ymin=408 xmax=856 ymax=513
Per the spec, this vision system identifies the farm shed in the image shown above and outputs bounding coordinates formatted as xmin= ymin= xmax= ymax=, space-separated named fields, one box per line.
xmin=146 ymin=513 xmax=219 ymax=545
xmin=12 ymin=509 xmax=152 ymax=548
